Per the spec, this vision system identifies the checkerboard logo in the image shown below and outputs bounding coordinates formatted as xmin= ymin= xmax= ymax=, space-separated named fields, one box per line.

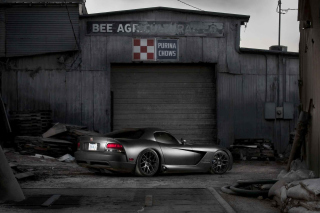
xmin=133 ymin=38 xmax=155 ymax=61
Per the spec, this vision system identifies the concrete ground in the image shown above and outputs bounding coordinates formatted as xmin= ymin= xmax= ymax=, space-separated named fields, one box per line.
xmin=1 ymin=150 xmax=285 ymax=212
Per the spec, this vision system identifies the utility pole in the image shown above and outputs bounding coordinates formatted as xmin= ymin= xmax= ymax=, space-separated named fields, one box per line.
xmin=278 ymin=0 xmax=282 ymax=50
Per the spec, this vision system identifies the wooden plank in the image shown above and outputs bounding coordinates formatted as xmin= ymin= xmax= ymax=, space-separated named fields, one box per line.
xmin=267 ymin=75 xmax=277 ymax=102
xmin=17 ymin=71 xmax=30 ymax=111
xmin=154 ymin=10 xmax=172 ymax=21
xmin=256 ymin=75 xmax=268 ymax=138
xmin=226 ymin=22 xmax=240 ymax=74
xmin=217 ymin=73 xmax=234 ymax=147
xmin=203 ymin=38 xmax=219 ymax=63
xmin=255 ymin=55 xmax=267 ymax=75
xmin=90 ymin=36 xmax=107 ymax=71
xmin=186 ymin=37 xmax=202 ymax=62
xmin=79 ymin=20 xmax=91 ymax=71
xmin=178 ymin=37 xmax=187 ymax=62
xmin=31 ymin=70 xmax=51 ymax=111
xmin=50 ymin=70 xmax=67 ymax=123
xmin=267 ymin=55 xmax=278 ymax=75
xmin=217 ymin=37 xmax=227 ymax=72
xmin=93 ymin=71 xmax=109 ymax=134
xmin=240 ymin=54 xmax=256 ymax=74
xmin=1 ymin=70 xmax=18 ymax=112
xmin=66 ymin=71 xmax=81 ymax=125
xmin=280 ymin=120 xmax=289 ymax=153
xmin=15 ymin=172 xmax=34 ymax=180
xmin=42 ymin=123 xmax=67 ymax=138
xmin=287 ymin=58 xmax=299 ymax=75
xmin=240 ymin=75 xmax=257 ymax=138
xmin=41 ymin=195 xmax=61 ymax=207
xmin=81 ymin=71 xmax=94 ymax=131
xmin=107 ymin=36 xmax=132 ymax=63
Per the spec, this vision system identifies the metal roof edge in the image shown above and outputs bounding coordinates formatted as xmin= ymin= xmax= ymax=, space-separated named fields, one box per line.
xmin=240 ymin=47 xmax=299 ymax=56
xmin=0 ymin=0 xmax=84 ymax=4
xmin=80 ymin=6 xmax=250 ymax=21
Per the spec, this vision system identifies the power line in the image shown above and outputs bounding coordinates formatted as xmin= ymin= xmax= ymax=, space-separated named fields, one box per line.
xmin=177 ymin=0 xmax=203 ymax=11
xmin=64 ymin=0 xmax=82 ymax=71
xmin=65 ymin=0 xmax=81 ymax=51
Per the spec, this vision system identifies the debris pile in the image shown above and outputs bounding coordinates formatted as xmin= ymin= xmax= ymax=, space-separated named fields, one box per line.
xmin=9 ymin=162 xmax=34 ymax=180
xmin=7 ymin=109 xmax=104 ymax=158
xmin=269 ymin=159 xmax=319 ymax=213
xmin=10 ymin=110 xmax=52 ymax=136
xmin=14 ymin=136 xmax=74 ymax=157
xmin=229 ymin=138 xmax=276 ymax=160
xmin=14 ymin=122 xmax=104 ymax=157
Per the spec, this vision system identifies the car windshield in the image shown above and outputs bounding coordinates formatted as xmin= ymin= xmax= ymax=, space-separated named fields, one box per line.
xmin=105 ymin=129 xmax=144 ymax=139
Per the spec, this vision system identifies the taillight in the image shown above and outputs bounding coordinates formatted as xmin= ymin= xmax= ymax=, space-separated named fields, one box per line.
xmin=106 ymin=143 xmax=124 ymax=152
xmin=77 ymin=142 xmax=80 ymax=150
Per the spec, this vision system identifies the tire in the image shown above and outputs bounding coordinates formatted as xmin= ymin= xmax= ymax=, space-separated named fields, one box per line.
xmin=135 ymin=149 xmax=160 ymax=177
xmin=230 ymin=183 xmax=269 ymax=197
xmin=209 ymin=150 xmax=230 ymax=174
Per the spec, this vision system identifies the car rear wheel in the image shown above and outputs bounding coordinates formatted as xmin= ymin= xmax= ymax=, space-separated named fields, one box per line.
xmin=209 ymin=151 xmax=230 ymax=174
xmin=135 ymin=149 xmax=159 ymax=177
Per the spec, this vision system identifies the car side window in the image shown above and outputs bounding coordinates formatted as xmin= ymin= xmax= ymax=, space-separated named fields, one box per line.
xmin=154 ymin=132 xmax=180 ymax=145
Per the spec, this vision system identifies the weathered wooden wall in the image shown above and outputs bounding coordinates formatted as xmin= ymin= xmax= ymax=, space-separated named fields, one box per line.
xmin=299 ymin=0 xmax=320 ymax=176
xmin=0 ymin=9 xmax=300 ymax=154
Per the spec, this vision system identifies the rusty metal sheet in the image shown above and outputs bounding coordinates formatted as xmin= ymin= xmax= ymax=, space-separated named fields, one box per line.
xmin=87 ymin=21 xmax=224 ymax=37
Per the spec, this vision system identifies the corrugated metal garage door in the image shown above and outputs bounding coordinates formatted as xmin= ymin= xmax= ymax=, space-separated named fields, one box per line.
xmin=111 ymin=64 xmax=217 ymax=145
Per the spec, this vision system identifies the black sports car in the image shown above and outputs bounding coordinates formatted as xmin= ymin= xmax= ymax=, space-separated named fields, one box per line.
xmin=75 ymin=128 xmax=233 ymax=176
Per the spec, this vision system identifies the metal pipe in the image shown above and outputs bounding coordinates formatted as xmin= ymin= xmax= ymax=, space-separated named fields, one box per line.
xmin=278 ymin=0 xmax=281 ymax=50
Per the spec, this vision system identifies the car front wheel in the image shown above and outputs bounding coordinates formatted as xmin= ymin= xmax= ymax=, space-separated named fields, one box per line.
xmin=209 ymin=150 xmax=230 ymax=174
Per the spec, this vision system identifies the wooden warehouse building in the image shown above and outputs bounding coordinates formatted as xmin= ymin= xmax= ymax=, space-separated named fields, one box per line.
xmin=298 ymin=0 xmax=320 ymax=176
xmin=0 ymin=2 xmax=300 ymax=154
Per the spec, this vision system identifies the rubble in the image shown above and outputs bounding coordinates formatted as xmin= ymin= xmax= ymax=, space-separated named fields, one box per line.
xmin=9 ymin=110 xmax=52 ymax=136
xmin=8 ymin=110 xmax=103 ymax=158
xmin=14 ymin=136 xmax=73 ymax=157
xmin=42 ymin=123 xmax=67 ymax=138
xmin=277 ymin=159 xmax=315 ymax=182
xmin=58 ymin=154 xmax=75 ymax=163
xmin=268 ymin=159 xmax=319 ymax=213
xmin=229 ymin=138 xmax=276 ymax=160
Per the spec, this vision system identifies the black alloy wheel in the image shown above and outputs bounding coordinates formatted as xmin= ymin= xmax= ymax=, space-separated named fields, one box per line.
xmin=135 ymin=149 xmax=159 ymax=177
xmin=209 ymin=151 xmax=230 ymax=174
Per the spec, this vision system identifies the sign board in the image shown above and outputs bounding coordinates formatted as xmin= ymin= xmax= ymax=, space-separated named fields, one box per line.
xmin=133 ymin=38 xmax=179 ymax=61
xmin=133 ymin=38 xmax=156 ymax=61
xmin=87 ymin=21 xmax=224 ymax=37
xmin=156 ymin=39 xmax=178 ymax=60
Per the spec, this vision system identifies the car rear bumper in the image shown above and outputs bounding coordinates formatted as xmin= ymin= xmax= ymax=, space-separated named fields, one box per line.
xmin=75 ymin=150 xmax=135 ymax=173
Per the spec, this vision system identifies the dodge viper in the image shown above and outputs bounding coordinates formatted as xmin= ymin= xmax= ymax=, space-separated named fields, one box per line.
xmin=75 ymin=128 xmax=233 ymax=176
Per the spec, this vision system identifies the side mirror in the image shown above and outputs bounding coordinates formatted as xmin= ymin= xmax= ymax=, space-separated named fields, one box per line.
xmin=181 ymin=138 xmax=187 ymax=145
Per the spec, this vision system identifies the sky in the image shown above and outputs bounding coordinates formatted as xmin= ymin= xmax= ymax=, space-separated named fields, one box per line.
xmin=85 ymin=0 xmax=299 ymax=52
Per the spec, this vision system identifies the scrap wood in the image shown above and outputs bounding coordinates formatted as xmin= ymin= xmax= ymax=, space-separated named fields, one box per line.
xmin=42 ymin=123 xmax=67 ymax=138
xmin=8 ymin=162 xmax=17 ymax=168
xmin=14 ymin=172 xmax=34 ymax=180
xmin=32 ymin=154 xmax=55 ymax=160
xmin=41 ymin=195 xmax=61 ymax=207
xmin=287 ymin=100 xmax=312 ymax=172
xmin=69 ymin=129 xmax=103 ymax=137
xmin=0 ymin=94 xmax=12 ymax=133
xmin=65 ymin=124 xmax=88 ymax=131
xmin=15 ymin=136 xmax=74 ymax=157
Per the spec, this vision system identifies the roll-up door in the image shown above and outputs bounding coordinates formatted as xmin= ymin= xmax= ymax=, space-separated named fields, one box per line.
xmin=111 ymin=64 xmax=217 ymax=145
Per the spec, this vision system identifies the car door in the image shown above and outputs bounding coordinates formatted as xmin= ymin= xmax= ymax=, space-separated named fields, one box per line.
xmin=154 ymin=131 xmax=194 ymax=165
